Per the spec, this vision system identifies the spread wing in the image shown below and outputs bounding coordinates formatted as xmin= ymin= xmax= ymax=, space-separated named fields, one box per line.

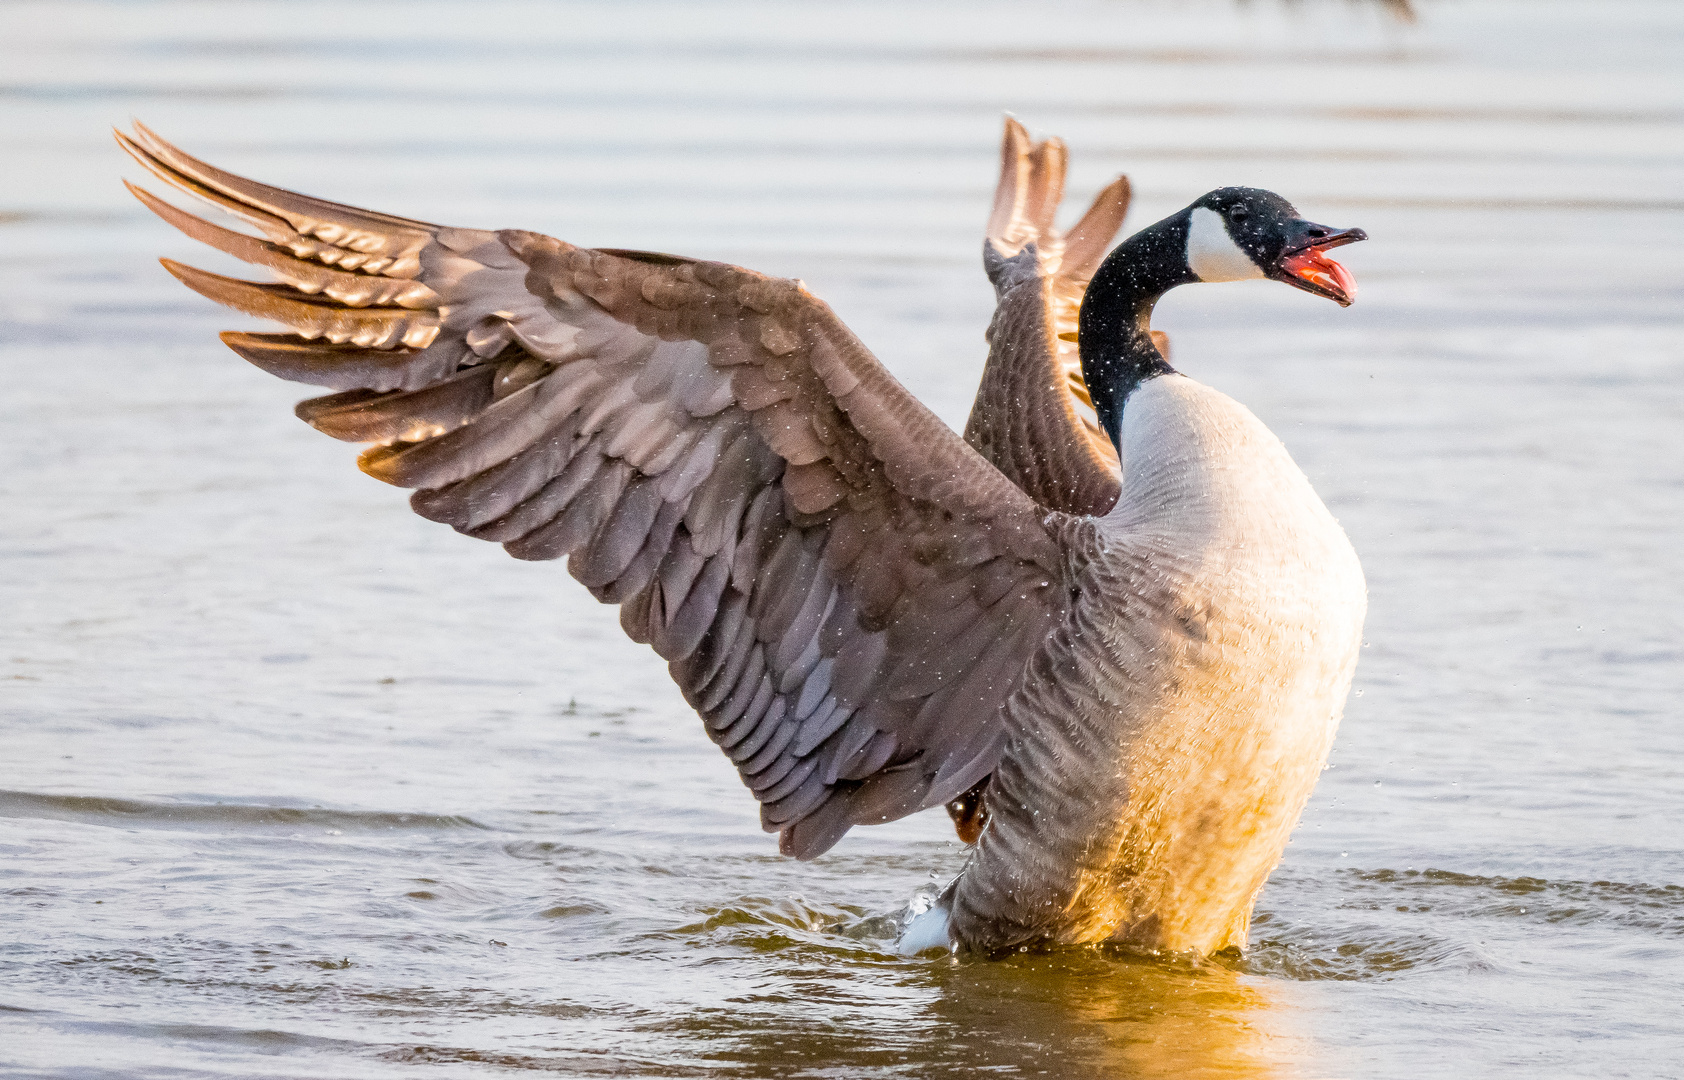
xmin=119 ymin=123 xmax=1074 ymax=858
xmin=965 ymin=118 xmax=1149 ymax=518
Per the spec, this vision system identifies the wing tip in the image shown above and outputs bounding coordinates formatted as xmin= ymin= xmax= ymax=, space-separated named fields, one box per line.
xmin=779 ymin=810 xmax=854 ymax=860
xmin=159 ymin=257 xmax=257 ymax=301
xmin=113 ymin=126 xmax=156 ymax=175
xmin=987 ymin=116 xmax=1073 ymax=253
xmin=126 ymin=178 xmax=194 ymax=230
xmin=157 ymin=255 xmax=194 ymax=284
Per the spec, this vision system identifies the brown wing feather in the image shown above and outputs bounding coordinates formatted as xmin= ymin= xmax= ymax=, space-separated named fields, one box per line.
xmin=966 ymin=117 xmax=1133 ymax=518
xmin=121 ymin=125 xmax=1075 ymax=859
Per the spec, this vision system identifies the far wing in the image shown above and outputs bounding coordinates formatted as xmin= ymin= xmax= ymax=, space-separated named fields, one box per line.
xmin=119 ymin=124 xmax=1074 ymax=858
xmin=965 ymin=118 xmax=1147 ymax=518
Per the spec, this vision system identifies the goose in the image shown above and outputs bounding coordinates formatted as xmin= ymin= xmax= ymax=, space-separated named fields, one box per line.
xmin=118 ymin=119 xmax=1367 ymax=957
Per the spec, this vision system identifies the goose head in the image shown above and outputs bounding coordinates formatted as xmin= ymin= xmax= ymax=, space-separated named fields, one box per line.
xmin=1182 ymin=187 xmax=1367 ymax=306
xmin=1078 ymin=187 xmax=1367 ymax=449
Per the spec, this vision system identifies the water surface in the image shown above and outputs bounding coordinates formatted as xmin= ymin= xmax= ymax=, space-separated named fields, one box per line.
xmin=3 ymin=1 xmax=1683 ymax=1076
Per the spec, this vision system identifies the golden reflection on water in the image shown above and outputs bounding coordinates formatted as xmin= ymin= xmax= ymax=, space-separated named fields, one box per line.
xmin=924 ymin=949 xmax=1310 ymax=1079
xmin=668 ymin=901 xmax=1314 ymax=1077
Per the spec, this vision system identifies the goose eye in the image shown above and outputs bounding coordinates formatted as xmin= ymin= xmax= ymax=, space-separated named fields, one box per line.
xmin=1227 ymin=205 xmax=1249 ymax=223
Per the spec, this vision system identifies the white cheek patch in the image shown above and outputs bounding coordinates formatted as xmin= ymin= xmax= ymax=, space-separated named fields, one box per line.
xmin=1186 ymin=206 xmax=1264 ymax=283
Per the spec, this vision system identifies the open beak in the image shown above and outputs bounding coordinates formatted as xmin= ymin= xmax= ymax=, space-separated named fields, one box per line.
xmin=1270 ymin=223 xmax=1367 ymax=307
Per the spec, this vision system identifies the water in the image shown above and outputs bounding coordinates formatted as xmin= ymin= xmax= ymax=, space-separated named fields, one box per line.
xmin=3 ymin=1 xmax=1682 ymax=1076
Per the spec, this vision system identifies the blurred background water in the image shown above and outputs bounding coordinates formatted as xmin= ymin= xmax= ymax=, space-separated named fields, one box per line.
xmin=2 ymin=1 xmax=1682 ymax=1077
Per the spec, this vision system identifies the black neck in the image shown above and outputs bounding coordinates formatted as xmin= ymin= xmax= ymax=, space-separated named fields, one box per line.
xmin=1078 ymin=214 xmax=1195 ymax=448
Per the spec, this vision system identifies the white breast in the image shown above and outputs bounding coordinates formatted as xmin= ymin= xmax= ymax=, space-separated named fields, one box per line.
xmin=1106 ymin=375 xmax=1349 ymax=567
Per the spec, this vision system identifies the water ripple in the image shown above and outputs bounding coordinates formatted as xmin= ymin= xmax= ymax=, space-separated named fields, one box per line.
xmin=0 ymin=789 xmax=488 ymax=833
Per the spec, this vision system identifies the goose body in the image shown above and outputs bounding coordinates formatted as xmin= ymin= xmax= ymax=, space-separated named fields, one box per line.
xmin=948 ymin=375 xmax=1365 ymax=952
xmin=120 ymin=119 xmax=1367 ymax=957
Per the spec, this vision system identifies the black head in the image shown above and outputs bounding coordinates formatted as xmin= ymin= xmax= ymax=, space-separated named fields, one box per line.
xmin=1183 ymin=186 xmax=1367 ymax=306
xmin=1077 ymin=185 xmax=1369 ymax=450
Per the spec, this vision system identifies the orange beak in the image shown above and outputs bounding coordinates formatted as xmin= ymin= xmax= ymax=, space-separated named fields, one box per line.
xmin=1271 ymin=225 xmax=1367 ymax=307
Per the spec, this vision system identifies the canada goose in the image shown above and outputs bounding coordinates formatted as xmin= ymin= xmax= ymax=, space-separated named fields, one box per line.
xmin=118 ymin=119 xmax=1367 ymax=957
